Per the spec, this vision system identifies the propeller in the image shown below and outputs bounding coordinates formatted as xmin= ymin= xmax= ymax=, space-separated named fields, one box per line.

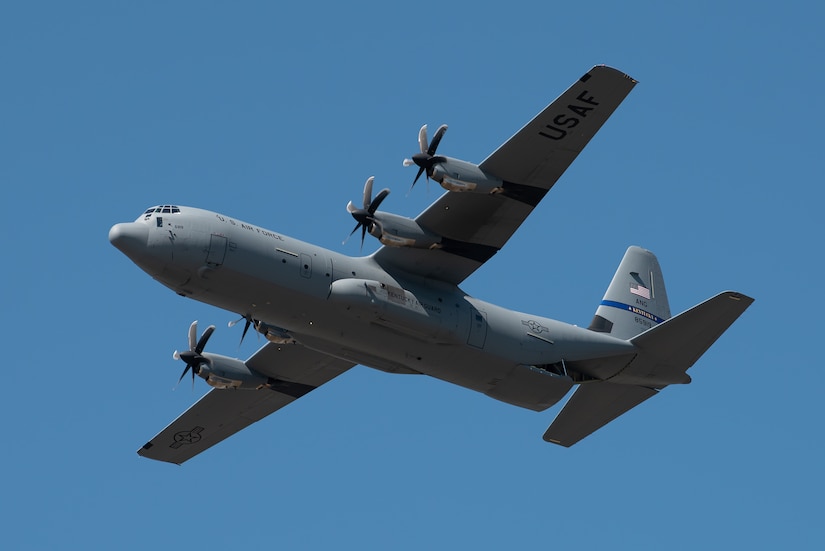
xmin=228 ymin=314 xmax=258 ymax=346
xmin=172 ymin=320 xmax=215 ymax=388
xmin=344 ymin=176 xmax=390 ymax=249
xmin=403 ymin=124 xmax=448 ymax=190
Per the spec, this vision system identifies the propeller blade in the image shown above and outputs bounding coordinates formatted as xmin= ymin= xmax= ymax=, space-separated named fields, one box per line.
xmin=369 ymin=188 xmax=390 ymax=213
xmin=173 ymin=350 xmax=181 ymax=361
xmin=188 ymin=320 xmax=198 ymax=351
xmin=194 ymin=325 xmax=215 ymax=354
xmin=413 ymin=166 xmax=425 ymax=187
xmin=418 ymin=124 xmax=428 ymax=154
xmin=229 ymin=315 xmax=257 ymax=346
xmin=428 ymin=124 xmax=447 ymax=155
xmin=240 ymin=318 xmax=252 ymax=345
xmin=176 ymin=364 xmax=191 ymax=386
xmin=343 ymin=219 xmax=361 ymax=245
xmin=362 ymin=176 xmax=374 ymax=210
xmin=403 ymin=158 xmax=414 ymax=167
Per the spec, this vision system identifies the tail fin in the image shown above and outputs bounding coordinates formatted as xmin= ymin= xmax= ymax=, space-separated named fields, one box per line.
xmin=588 ymin=246 xmax=671 ymax=340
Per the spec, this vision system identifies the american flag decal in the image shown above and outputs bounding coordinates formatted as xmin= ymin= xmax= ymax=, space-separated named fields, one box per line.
xmin=630 ymin=283 xmax=651 ymax=299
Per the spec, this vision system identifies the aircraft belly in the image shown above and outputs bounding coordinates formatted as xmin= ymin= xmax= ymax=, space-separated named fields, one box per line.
xmin=484 ymin=364 xmax=573 ymax=411
xmin=176 ymin=268 xmax=585 ymax=412
xmin=293 ymin=318 xmax=573 ymax=412
xmin=149 ymin=228 xmax=627 ymax=413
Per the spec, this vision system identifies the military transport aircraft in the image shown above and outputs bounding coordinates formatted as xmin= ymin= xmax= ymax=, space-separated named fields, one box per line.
xmin=109 ymin=65 xmax=753 ymax=464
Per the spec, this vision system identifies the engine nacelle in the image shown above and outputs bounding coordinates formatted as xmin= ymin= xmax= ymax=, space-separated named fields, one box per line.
xmin=369 ymin=211 xmax=442 ymax=249
xmin=431 ymin=158 xmax=504 ymax=194
xmin=198 ymin=353 xmax=268 ymax=389
xmin=327 ymin=278 xmax=462 ymax=344
xmin=255 ymin=321 xmax=297 ymax=344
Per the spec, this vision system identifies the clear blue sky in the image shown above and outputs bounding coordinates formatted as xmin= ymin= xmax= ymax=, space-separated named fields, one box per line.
xmin=2 ymin=2 xmax=822 ymax=549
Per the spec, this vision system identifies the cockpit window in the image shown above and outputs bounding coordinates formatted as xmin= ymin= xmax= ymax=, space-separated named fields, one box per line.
xmin=141 ymin=205 xmax=181 ymax=220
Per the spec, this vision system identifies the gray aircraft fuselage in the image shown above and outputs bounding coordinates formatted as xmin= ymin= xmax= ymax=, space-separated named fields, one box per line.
xmin=111 ymin=205 xmax=634 ymax=412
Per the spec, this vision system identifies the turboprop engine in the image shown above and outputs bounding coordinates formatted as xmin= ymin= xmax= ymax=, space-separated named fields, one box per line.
xmin=173 ymin=321 xmax=269 ymax=389
xmin=402 ymin=124 xmax=504 ymax=194
xmin=345 ymin=177 xmax=443 ymax=249
xmin=430 ymin=158 xmax=504 ymax=194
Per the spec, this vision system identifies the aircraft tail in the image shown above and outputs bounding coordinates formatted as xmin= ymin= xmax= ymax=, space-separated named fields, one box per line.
xmin=588 ymin=246 xmax=672 ymax=340
xmin=545 ymin=290 xmax=754 ymax=446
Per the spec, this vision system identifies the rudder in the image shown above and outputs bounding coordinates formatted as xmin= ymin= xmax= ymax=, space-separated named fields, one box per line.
xmin=588 ymin=246 xmax=671 ymax=340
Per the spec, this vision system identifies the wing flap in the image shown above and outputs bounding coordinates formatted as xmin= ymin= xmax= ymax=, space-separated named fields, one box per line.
xmin=543 ymin=383 xmax=658 ymax=447
xmin=138 ymin=343 xmax=355 ymax=464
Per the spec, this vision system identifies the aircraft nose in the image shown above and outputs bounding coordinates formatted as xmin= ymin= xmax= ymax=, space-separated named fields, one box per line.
xmin=109 ymin=222 xmax=149 ymax=256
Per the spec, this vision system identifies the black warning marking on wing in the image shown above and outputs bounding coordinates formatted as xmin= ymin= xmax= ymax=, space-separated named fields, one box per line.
xmin=266 ymin=378 xmax=316 ymax=399
xmin=440 ymin=239 xmax=499 ymax=264
xmin=501 ymin=182 xmax=549 ymax=207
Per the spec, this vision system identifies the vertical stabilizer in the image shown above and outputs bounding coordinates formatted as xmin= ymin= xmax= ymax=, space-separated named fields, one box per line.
xmin=588 ymin=246 xmax=671 ymax=340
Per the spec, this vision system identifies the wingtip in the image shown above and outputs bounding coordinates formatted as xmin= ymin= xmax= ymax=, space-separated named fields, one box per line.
xmin=722 ymin=291 xmax=755 ymax=305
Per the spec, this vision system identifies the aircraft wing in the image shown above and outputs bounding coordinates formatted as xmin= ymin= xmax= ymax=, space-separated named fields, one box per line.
xmin=137 ymin=343 xmax=355 ymax=464
xmin=374 ymin=65 xmax=636 ymax=284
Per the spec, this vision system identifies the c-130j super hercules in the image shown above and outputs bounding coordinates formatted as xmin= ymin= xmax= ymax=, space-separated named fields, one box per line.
xmin=110 ymin=66 xmax=753 ymax=464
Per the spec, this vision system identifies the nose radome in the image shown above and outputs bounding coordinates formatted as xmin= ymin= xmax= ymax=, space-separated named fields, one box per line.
xmin=109 ymin=222 xmax=149 ymax=255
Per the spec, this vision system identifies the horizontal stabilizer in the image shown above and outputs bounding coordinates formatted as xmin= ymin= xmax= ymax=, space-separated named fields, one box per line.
xmin=543 ymin=383 xmax=658 ymax=447
xmin=628 ymin=291 xmax=755 ymax=379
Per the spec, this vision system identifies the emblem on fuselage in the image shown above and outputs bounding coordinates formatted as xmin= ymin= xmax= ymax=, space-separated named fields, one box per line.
xmin=522 ymin=319 xmax=549 ymax=334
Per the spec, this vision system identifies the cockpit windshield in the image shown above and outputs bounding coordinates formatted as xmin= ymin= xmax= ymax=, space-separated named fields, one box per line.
xmin=141 ymin=205 xmax=181 ymax=220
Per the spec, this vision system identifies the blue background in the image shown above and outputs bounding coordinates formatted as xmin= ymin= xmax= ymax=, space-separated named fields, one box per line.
xmin=2 ymin=2 xmax=822 ymax=549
